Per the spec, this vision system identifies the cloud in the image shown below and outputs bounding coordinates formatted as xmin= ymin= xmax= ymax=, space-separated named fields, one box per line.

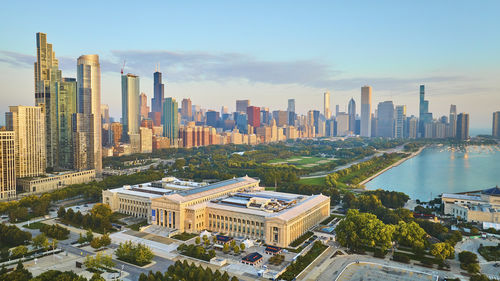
xmin=0 ymin=49 xmax=473 ymax=93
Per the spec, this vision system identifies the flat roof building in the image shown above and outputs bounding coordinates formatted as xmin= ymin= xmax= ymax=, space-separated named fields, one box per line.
xmin=442 ymin=186 xmax=500 ymax=224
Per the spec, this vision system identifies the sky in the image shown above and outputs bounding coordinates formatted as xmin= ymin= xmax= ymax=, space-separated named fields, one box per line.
xmin=0 ymin=0 xmax=499 ymax=130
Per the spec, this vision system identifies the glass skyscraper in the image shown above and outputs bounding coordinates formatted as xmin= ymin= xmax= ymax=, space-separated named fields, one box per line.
xmin=57 ymin=78 xmax=77 ymax=169
xmin=163 ymin=97 xmax=179 ymax=146
xmin=122 ymin=74 xmax=141 ymax=142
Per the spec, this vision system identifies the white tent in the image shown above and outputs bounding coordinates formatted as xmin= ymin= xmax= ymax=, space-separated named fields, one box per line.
xmin=242 ymin=239 xmax=254 ymax=249
xmin=200 ymin=230 xmax=212 ymax=238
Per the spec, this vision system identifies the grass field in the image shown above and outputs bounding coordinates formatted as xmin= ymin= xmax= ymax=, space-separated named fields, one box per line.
xmin=297 ymin=177 xmax=326 ymax=185
xmin=268 ymin=156 xmax=334 ymax=168
xmin=22 ymin=221 xmax=46 ymax=229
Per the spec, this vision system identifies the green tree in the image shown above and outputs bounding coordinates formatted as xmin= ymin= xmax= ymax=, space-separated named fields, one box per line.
xmin=233 ymin=245 xmax=240 ymax=254
xmin=430 ymin=242 xmax=455 ymax=262
xmin=10 ymin=245 xmax=28 ymax=258
xmin=32 ymin=233 xmax=48 ymax=250
xmin=195 ymin=237 xmax=201 ymax=244
xmin=223 ymin=243 xmax=230 ymax=253
xmin=240 ymin=243 xmax=245 ymax=251
xmin=394 ymin=221 xmax=427 ymax=250
xmin=459 ymin=251 xmax=480 ymax=273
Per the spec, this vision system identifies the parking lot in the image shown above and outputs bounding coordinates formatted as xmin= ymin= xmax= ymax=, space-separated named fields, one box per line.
xmin=337 ymin=262 xmax=435 ymax=281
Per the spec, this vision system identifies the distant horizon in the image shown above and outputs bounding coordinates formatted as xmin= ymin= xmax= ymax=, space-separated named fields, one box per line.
xmin=1 ymin=1 xmax=499 ymax=129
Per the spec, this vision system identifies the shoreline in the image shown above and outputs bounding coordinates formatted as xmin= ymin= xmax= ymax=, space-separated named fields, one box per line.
xmin=359 ymin=145 xmax=426 ymax=187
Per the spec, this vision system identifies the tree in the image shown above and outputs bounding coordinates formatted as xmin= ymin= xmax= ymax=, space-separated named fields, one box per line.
xmin=10 ymin=245 xmax=28 ymax=258
xmin=394 ymin=221 xmax=427 ymax=250
xmin=195 ymin=237 xmax=201 ymax=244
xmin=430 ymin=242 xmax=454 ymax=262
xmin=32 ymin=233 xmax=48 ymax=250
xmin=240 ymin=243 xmax=245 ymax=251
xmin=100 ymin=233 xmax=111 ymax=247
xmin=470 ymin=274 xmax=492 ymax=281
xmin=233 ymin=245 xmax=240 ymax=254
xmin=90 ymin=237 xmax=101 ymax=249
xmin=84 ymin=253 xmax=115 ymax=271
xmin=459 ymin=251 xmax=480 ymax=273
xmin=223 ymin=243 xmax=230 ymax=253
xmin=86 ymin=229 xmax=94 ymax=242
xmin=57 ymin=206 xmax=66 ymax=218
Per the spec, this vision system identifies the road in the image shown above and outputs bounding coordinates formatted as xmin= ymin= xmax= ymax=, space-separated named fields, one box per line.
xmin=300 ymin=145 xmax=406 ymax=179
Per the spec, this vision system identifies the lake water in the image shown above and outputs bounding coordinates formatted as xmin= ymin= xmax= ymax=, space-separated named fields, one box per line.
xmin=365 ymin=145 xmax=500 ymax=201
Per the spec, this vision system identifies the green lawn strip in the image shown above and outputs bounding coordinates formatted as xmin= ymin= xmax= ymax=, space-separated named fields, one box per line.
xmin=22 ymin=221 xmax=46 ymax=229
xmin=279 ymin=242 xmax=328 ymax=281
xmin=289 ymin=231 xmax=313 ymax=248
xmin=129 ymin=220 xmax=148 ymax=231
xmin=171 ymin=232 xmax=198 ymax=241
xmin=297 ymin=177 xmax=325 ymax=186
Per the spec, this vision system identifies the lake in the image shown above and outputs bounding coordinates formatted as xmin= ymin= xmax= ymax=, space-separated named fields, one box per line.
xmin=365 ymin=145 xmax=500 ymax=201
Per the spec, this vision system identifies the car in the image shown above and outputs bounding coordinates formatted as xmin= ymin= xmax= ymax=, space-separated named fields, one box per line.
xmin=84 ymin=204 xmax=88 ymax=207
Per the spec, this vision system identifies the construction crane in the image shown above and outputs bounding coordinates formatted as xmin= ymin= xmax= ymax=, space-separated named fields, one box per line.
xmin=121 ymin=60 xmax=126 ymax=75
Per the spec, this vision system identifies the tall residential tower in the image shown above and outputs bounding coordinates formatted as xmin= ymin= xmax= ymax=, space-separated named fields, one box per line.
xmin=324 ymin=91 xmax=331 ymax=119
xmin=360 ymin=86 xmax=372 ymax=137
xmin=121 ymin=74 xmax=140 ymax=142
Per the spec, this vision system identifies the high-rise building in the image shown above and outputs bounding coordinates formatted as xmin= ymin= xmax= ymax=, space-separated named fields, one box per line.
xmin=456 ymin=113 xmax=470 ymax=140
xmin=57 ymin=78 xmax=77 ymax=168
xmin=140 ymin=127 xmax=153 ymax=153
xmin=348 ymin=98 xmax=356 ymax=133
xmin=493 ymin=111 xmax=500 ymax=138
xmin=121 ymin=74 xmax=140 ymax=142
xmin=449 ymin=104 xmax=457 ymax=138
xmin=287 ymin=99 xmax=295 ymax=125
xmin=336 ymin=113 xmax=350 ymax=136
xmin=77 ymin=54 xmax=102 ymax=172
xmin=221 ymin=106 xmax=228 ymax=114
xmin=394 ymin=105 xmax=406 ymax=139
xmin=324 ymin=91 xmax=331 ymax=119
xmin=276 ymin=110 xmax=288 ymax=127
xmin=139 ymin=92 xmax=149 ymax=119
xmin=360 ymin=86 xmax=372 ymax=137
xmin=101 ymin=104 xmax=110 ymax=125
xmin=247 ymin=106 xmax=260 ymax=129
xmin=163 ymin=97 xmax=179 ymax=146
xmin=181 ymin=98 xmax=192 ymax=120
xmin=236 ymin=100 xmax=250 ymax=113
xmin=34 ymin=32 xmax=62 ymax=169
xmin=206 ymin=110 xmax=220 ymax=127
xmin=151 ymin=69 xmax=164 ymax=118
xmin=407 ymin=116 xmax=418 ymax=139
xmin=419 ymin=85 xmax=433 ymax=137
xmin=313 ymin=110 xmax=320 ymax=134
xmin=5 ymin=106 xmax=46 ymax=178
xmin=110 ymin=122 xmax=122 ymax=147
xmin=0 ymin=132 xmax=16 ymax=200
xmin=377 ymin=101 xmax=395 ymax=138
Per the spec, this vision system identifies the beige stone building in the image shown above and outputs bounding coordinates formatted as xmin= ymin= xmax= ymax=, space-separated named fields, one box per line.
xmin=151 ymin=176 xmax=330 ymax=248
xmin=442 ymin=187 xmax=500 ymax=224
xmin=0 ymin=131 xmax=16 ymax=200
xmin=18 ymin=169 xmax=95 ymax=194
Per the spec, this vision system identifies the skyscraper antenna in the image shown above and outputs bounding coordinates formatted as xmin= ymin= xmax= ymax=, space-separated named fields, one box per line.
xmin=158 ymin=62 xmax=160 ymax=72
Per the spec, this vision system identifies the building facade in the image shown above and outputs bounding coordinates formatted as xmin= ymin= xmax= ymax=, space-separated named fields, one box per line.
xmin=0 ymin=132 xmax=16 ymax=200
xmin=456 ymin=113 xmax=469 ymax=140
xmin=324 ymin=91 xmax=331 ymax=120
xmin=394 ymin=105 xmax=406 ymax=139
xmin=18 ymin=170 xmax=95 ymax=194
xmin=492 ymin=111 xmax=500 ymax=138
xmin=360 ymin=86 xmax=372 ymax=137
xmin=122 ymin=73 xmax=140 ymax=142
xmin=163 ymin=97 xmax=179 ymax=146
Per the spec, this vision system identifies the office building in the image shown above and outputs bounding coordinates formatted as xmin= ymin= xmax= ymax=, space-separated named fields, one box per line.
xmin=55 ymin=78 xmax=77 ymax=169
xmin=449 ymin=105 xmax=457 ymax=138
xmin=394 ymin=105 xmax=406 ymax=139
xmin=377 ymin=101 xmax=395 ymax=138
xmin=287 ymin=99 xmax=295 ymax=125
xmin=34 ymin=32 xmax=62 ymax=169
xmin=140 ymin=127 xmax=153 ymax=153
xmin=206 ymin=111 xmax=220 ymax=127
xmin=181 ymin=98 xmax=192 ymax=121
xmin=492 ymin=111 xmax=500 ymax=138
xmin=275 ymin=110 xmax=288 ymax=127
xmin=336 ymin=113 xmax=350 ymax=136
xmin=407 ymin=116 xmax=418 ymax=139
xmin=110 ymin=122 xmax=123 ymax=147
xmin=151 ymin=69 xmax=164 ymax=118
xmin=77 ymin=54 xmax=102 ymax=172
xmin=5 ymin=106 xmax=46 ymax=178
xmin=0 ymin=132 xmax=16 ymax=200
xmin=101 ymin=104 xmax=110 ymax=125
xmin=163 ymin=97 xmax=179 ymax=146
xmin=419 ymin=85 xmax=433 ymax=137
xmin=236 ymin=100 xmax=250 ymax=113
xmin=139 ymin=92 xmax=149 ymax=119
xmin=456 ymin=113 xmax=469 ymax=140
xmin=221 ymin=106 xmax=228 ymax=115
xmin=324 ymin=91 xmax=331 ymax=119
xmin=149 ymin=176 xmax=330 ymax=248
xmin=121 ymin=73 xmax=140 ymax=141
xmin=360 ymin=86 xmax=372 ymax=137
xmin=247 ymin=106 xmax=260 ymax=129
xmin=348 ymin=98 xmax=356 ymax=133
xmin=442 ymin=187 xmax=500 ymax=224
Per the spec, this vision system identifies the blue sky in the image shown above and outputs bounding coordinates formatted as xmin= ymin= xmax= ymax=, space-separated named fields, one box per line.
xmin=0 ymin=0 xmax=499 ymax=129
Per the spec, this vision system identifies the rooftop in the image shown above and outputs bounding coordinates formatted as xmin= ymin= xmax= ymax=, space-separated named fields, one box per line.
xmin=242 ymin=252 xmax=262 ymax=263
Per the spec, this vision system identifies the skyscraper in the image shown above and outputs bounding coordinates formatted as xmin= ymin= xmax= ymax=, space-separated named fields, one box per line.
xmin=419 ymin=85 xmax=433 ymax=137
xmin=151 ymin=69 xmax=164 ymax=118
xmin=57 ymin=77 xmax=77 ymax=169
xmin=34 ymin=32 xmax=62 ymax=169
xmin=324 ymin=91 xmax=331 ymax=119
xmin=247 ymin=106 xmax=260 ymax=129
xmin=139 ymin=92 xmax=149 ymax=119
xmin=493 ymin=111 xmax=500 ymax=138
xmin=77 ymin=54 xmax=102 ymax=172
xmin=360 ymin=86 xmax=372 ymax=137
xmin=236 ymin=100 xmax=250 ymax=113
xmin=101 ymin=104 xmax=110 ymax=125
xmin=5 ymin=106 xmax=46 ymax=178
xmin=449 ymin=104 xmax=457 ymax=138
xmin=336 ymin=113 xmax=350 ymax=136
xmin=181 ymin=98 xmax=192 ymax=120
xmin=377 ymin=101 xmax=395 ymax=138
xmin=0 ymin=132 xmax=16 ymax=200
xmin=287 ymin=99 xmax=295 ymax=125
xmin=163 ymin=97 xmax=179 ymax=146
xmin=348 ymin=98 xmax=356 ymax=133
xmin=121 ymin=74 xmax=140 ymax=142
xmin=313 ymin=110 xmax=320 ymax=134
xmin=394 ymin=105 xmax=406 ymax=139
xmin=456 ymin=113 xmax=469 ymax=140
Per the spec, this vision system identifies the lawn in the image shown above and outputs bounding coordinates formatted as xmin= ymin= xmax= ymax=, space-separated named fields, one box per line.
xmin=297 ymin=177 xmax=325 ymax=186
xmin=22 ymin=221 xmax=46 ymax=229
xmin=478 ymin=244 xmax=500 ymax=261
xmin=269 ymin=156 xmax=334 ymax=168
xmin=129 ymin=220 xmax=148 ymax=231
xmin=172 ymin=232 xmax=198 ymax=241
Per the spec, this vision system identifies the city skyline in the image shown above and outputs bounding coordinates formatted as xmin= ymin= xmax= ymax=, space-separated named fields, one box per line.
xmin=0 ymin=1 xmax=499 ymax=131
